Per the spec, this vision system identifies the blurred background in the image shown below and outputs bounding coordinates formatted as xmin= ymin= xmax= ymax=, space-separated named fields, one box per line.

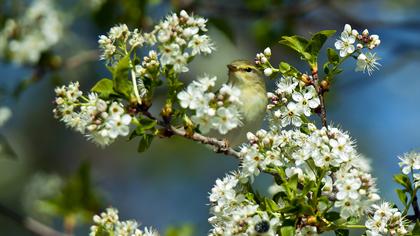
xmin=0 ymin=0 xmax=420 ymax=235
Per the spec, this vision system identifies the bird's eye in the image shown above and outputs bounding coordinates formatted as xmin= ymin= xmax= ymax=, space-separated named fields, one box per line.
xmin=244 ymin=67 xmax=252 ymax=72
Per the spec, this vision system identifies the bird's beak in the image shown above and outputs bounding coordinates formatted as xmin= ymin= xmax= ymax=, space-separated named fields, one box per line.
xmin=227 ymin=64 xmax=236 ymax=72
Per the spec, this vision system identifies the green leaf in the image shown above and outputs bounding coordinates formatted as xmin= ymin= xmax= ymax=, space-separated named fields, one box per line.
xmin=279 ymin=62 xmax=291 ymax=73
xmin=280 ymin=226 xmax=295 ymax=236
xmin=279 ymin=36 xmax=309 ymax=55
xmin=396 ymin=189 xmax=408 ymax=205
xmin=306 ymin=30 xmax=336 ymax=59
xmin=138 ymin=134 xmax=154 ymax=153
xmin=208 ymin=18 xmax=235 ymax=44
xmin=334 ymin=229 xmax=349 ymax=236
xmin=111 ymin=54 xmax=133 ymax=99
xmin=263 ymin=197 xmax=280 ymax=212
xmin=165 ymin=224 xmax=194 ymax=236
xmin=325 ymin=211 xmax=341 ymax=221
xmin=91 ymin=78 xmax=117 ymax=99
xmin=138 ymin=116 xmax=157 ymax=130
xmin=0 ymin=134 xmax=17 ymax=159
xmin=394 ymin=174 xmax=412 ymax=190
xmin=327 ymin=48 xmax=339 ymax=64
xmin=288 ymin=174 xmax=298 ymax=193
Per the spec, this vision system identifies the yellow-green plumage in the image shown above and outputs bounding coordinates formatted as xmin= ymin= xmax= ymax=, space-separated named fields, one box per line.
xmin=222 ymin=60 xmax=267 ymax=146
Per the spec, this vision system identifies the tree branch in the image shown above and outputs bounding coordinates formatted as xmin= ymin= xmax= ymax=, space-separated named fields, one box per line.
xmin=169 ymin=125 xmax=241 ymax=159
xmin=0 ymin=203 xmax=70 ymax=236
xmin=137 ymin=107 xmax=242 ymax=159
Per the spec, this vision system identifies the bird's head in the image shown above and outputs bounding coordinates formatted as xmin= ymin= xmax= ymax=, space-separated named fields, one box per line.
xmin=227 ymin=60 xmax=264 ymax=86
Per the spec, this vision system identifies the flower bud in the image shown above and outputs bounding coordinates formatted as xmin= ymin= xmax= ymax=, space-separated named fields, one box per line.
xmin=351 ymin=29 xmax=359 ymax=37
xmin=261 ymin=56 xmax=268 ymax=64
xmin=301 ymin=74 xmax=311 ymax=85
xmin=362 ymin=29 xmax=369 ymax=36
xmin=264 ymin=68 xmax=273 ymax=76
xmin=266 ymin=92 xmax=275 ymax=99
xmin=357 ymin=43 xmax=363 ymax=49
xmin=344 ymin=24 xmax=352 ymax=33
xmin=263 ymin=47 xmax=271 ymax=56
xmin=320 ymin=80 xmax=330 ymax=91
xmin=307 ymin=216 xmax=317 ymax=225
xmin=246 ymin=132 xmax=257 ymax=141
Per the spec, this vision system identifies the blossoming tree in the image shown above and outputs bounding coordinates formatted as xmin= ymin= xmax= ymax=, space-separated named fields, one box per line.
xmin=0 ymin=0 xmax=419 ymax=234
xmin=48 ymin=9 xmax=420 ymax=236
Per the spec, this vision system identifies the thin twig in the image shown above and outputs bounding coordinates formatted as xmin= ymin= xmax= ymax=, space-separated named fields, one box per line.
xmin=311 ymin=67 xmax=328 ymax=128
xmin=0 ymin=203 xmax=70 ymax=236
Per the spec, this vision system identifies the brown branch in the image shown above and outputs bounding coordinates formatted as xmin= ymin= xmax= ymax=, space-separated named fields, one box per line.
xmin=136 ymin=107 xmax=242 ymax=159
xmin=0 ymin=203 xmax=71 ymax=236
xmin=311 ymin=68 xmax=328 ymax=128
xmin=169 ymin=125 xmax=241 ymax=159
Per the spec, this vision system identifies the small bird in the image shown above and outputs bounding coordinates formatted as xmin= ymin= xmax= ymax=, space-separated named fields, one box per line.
xmin=221 ymin=60 xmax=267 ymax=147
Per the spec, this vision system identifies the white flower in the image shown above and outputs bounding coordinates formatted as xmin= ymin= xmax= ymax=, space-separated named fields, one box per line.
xmin=209 ymin=174 xmax=239 ymax=206
xmin=194 ymin=75 xmax=217 ymax=91
xmin=336 ymin=177 xmax=362 ymax=200
xmin=355 ymin=53 xmax=381 ymax=75
xmin=291 ymin=88 xmax=320 ymax=116
xmin=280 ymin=102 xmax=302 ymax=127
xmin=143 ymin=227 xmax=160 ymax=236
xmin=335 ymin=26 xmax=356 ymax=57
xmin=365 ymin=202 xmax=409 ymax=236
xmin=276 ymin=76 xmax=299 ymax=95
xmin=109 ymin=24 xmax=130 ymax=41
xmin=398 ymin=151 xmax=420 ymax=174
xmin=177 ymin=85 xmax=202 ymax=109
xmin=172 ymin=52 xmax=190 ymax=73
xmin=219 ymin=84 xmax=241 ymax=104
xmin=188 ymin=35 xmax=215 ymax=55
xmin=213 ymin=107 xmax=242 ymax=134
xmin=107 ymin=114 xmax=131 ymax=139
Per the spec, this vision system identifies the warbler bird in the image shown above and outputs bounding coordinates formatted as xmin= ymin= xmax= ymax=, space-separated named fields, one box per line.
xmin=221 ymin=60 xmax=267 ymax=147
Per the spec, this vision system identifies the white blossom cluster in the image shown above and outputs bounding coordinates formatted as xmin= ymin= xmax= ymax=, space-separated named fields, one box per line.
xmin=334 ymin=24 xmax=381 ymax=75
xmin=98 ymin=10 xmax=215 ymax=73
xmin=241 ymin=126 xmax=380 ymax=218
xmin=267 ymin=76 xmax=320 ymax=128
xmin=398 ymin=151 xmax=420 ymax=189
xmin=90 ymin=208 xmax=159 ymax=236
xmin=0 ymin=0 xmax=64 ymax=65
xmin=208 ymin=172 xmax=280 ymax=235
xmin=177 ymin=75 xmax=243 ymax=135
xmin=53 ymin=82 xmax=132 ymax=147
xmin=365 ymin=202 xmax=410 ymax=235
xmin=207 ymin=122 xmax=381 ymax=234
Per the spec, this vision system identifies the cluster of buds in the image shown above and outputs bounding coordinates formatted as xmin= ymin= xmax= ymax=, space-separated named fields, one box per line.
xmin=135 ymin=50 xmax=160 ymax=79
xmin=255 ymin=47 xmax=277 ymax=76
xmin=357 ymin=29 xmax=381 ymax=50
